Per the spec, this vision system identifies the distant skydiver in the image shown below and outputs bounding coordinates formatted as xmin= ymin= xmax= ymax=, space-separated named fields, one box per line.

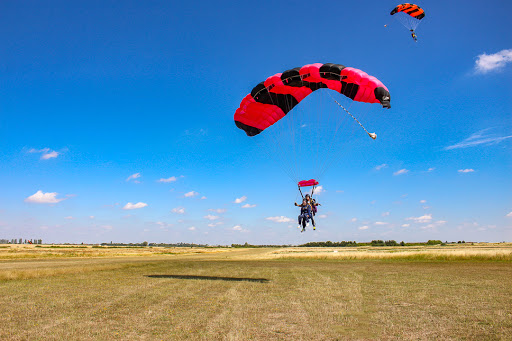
xmin=410 ymin=30 xmax=417 ymax=42
xmin=295 ymin=199 xmax=312 ymax=232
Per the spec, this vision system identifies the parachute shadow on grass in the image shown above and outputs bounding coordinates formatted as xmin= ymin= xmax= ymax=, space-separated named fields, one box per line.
xmin=146 ymin=274 xmax=270 ymax=283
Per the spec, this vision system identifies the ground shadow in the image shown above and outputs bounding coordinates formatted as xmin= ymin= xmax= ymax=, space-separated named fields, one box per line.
xmin=146 ymin=274 xmax=269 ymax=283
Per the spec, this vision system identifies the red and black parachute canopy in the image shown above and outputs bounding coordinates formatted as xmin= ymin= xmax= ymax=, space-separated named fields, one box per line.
xmin=390 ymin=3 xmax=426 ymax=19
xmin=234 ymin=63 xmax=391 ymax=137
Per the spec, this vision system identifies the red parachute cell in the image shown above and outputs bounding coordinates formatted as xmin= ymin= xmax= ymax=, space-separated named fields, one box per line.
xmin=298 ymin=179 xmax=319 ymax=187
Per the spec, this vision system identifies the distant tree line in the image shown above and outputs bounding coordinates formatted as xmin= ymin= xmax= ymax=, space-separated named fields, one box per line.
xmin=0 ymin=238 xmax=42 ymax=244
xmin=99 ymin=241 xmax=211 ymax=247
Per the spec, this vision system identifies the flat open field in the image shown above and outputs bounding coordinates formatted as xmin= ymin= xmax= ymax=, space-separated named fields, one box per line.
xmin=1 ymin=244 xmax=511 ymax=340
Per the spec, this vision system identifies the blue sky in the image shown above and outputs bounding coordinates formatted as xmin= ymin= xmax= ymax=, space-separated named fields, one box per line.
xmin=1 ymin=0 xmax=511 ymax=244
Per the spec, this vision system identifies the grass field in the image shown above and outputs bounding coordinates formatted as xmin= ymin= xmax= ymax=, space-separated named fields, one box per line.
xmin=1 ymin=244 xmax=511 ymax=340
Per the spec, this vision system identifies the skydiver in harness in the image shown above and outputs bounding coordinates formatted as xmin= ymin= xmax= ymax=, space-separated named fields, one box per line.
xmin=295 ymin=199 xmax=312 ymax=232
xmin=410 ymin=29 xmax=417 ymax=42
xmin=305 ymin=194 xmax=321 ymax=230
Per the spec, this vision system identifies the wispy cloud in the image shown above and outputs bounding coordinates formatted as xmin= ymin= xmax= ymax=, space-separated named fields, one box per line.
xmin=242 ymin=203 xmax=256 ymax=208
xmin=406 ymin=214 xmax=432 ymax=224
xmin=25 ymin=190 xmax=67 ymax=204
xmin=28 ymin=148 xmax=60 ymax=160
xmin=126 ymin=173 xmax=141 ymax=182
xmin=445 ymin=129 xmax=512 ymax=150
xmin=393 ymin=169 xmax=409 ymax=176
xmin=157 ymin=176 xmax=177 ymax=183
xmin=209 ymin=208 xmax=226 ymax=213
xmin=207 ymin=222 xmax=223 ymax=227
xmin=184 ymin=191 xmax=199 ymax=198
xmin=358 ymin=225 xmax=369 ymax=230
xmin=458 ymin=169 xmax=475 ymax=173
xmin=374 ymin=221 xmax=388 ymax=226
xmin=506 ymin=212 xmax=512 ymax=218
xmin=474 ymin=49 xmax=512 ymax=73
xmin=313 ymin=186 xmax=324 ymax=195
xmin=171 ymin=207 xmax=185 ymax=214
xmin=382 ymin=212 xmax=390 ymax=217
xmin=266 ymin=216 xmax=292 ymax=223
xmin=188 ymin=226 xmax=196 ymax=231
xmin=204 ymin=214 xmax=219 ymax=221
xmin=122 ymin=202 xmax=147 ymax=210
xmin=234 ymin=196 xmax=247 ymax=204
xmin=375 ymin=163 xmax=387 ymax=171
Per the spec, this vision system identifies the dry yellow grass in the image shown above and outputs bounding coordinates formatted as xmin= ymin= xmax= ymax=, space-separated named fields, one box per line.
xmin=0 ymin=245 xmax=511 ymax=340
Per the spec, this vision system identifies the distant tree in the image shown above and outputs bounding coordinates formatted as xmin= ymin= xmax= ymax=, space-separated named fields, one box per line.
xmin=371 ymin=240 xmax=385 ymax=246
xmin=427 ymin=240 xmax=442 ymax=245
xmin=385 ymin=240 xmax=398 ymax=246
xmin=142 ymin=241 xmax=148 ymax=246
xmin=400 ymin=241 xmax=405 ymax=246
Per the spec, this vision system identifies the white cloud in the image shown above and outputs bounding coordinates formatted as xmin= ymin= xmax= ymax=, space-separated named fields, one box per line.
xmin=234 ymin=196 xmax=247 ymax=204
xmin=204 ymin=214 xmax=220 ymax=221
xmin=64 ymin=216 xmax=74 ymax=220
xmin=393 ymin=169 xmax=409 ymax=176
xmin=242 ymin=203 xmax=256 ymax=208
xmin=158 ymin=176 xmax=177 ymax=183
xmin=474 ymin=49 xmax=512 ymax=73
xmin=188 ymin=226 xmax=196 ymax=231
xmin=358 ymin=225 xmax=369 ymax=230
xmin=422 ymin=220 xmax=447 ymax=230
xmin=171 ymin=207 xmax=185 ymax=214
xmin=29 ymin=148 xmax=60 ymax=160
xmin=445 ymin=129 xmax=512 ymax=150
xmin=313 ymin=186 xmax=324 ymax=195
xmin=122 ymin=202 xmax=147 ymax=210
xmin=506 ymin=212 xmax=512 ymax=217
xmin=41 ymin=151 xmax=59 ymax=160
xmin=420 ymin=200 xmax=427 ymax=204
xmin=25 ymin=190 xmax=66 ymax=204
xmin=375 ymin=164 xmax=387 ymax=171
xmin=89 ymin=216 xmax=95 ymax=219
xmin=232 ymin=225 xmax=242 ymax=231
xmin=207 ymin=222 xmax=223 ymax=227
xmin=458 ymin=169 xmax=475 ymax=173
xmin=382 ymin=212 xmax=390 ymax=217
xmin=406 ymin=214 xmax=432 ymax=224
xmin=200 ymin=196 xmax=207 ymax=200
xmin=374 ymin=221 xmax=388 ymax=225
xmin=184 ymin=191 xmax=199 ymax=197
xmin=266 ymin=216 xmax=292 ymax=223
xmin=126 ymin=173 xmax=141 ymax=182
xmin=209 ymin=208 xmax=226 ymax=213
xmin=401 ymin=224 xmax=410 ymax=227
xmin=318 ymin=214 xmax=327 ymax=219
xmin=351 ymin=218 xmax=357 ymax=222
xmin=427 ymin=167 xmax=436 ymax=172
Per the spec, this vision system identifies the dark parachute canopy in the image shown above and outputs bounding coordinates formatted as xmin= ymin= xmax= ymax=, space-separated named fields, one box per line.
xmin=390 ymin=3 xmax=426 ymax=32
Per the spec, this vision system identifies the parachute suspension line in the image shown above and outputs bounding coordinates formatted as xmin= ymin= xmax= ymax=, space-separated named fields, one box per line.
xmin=316 ymin=92 xmax=354 ymax=180
xmin=327 ymin=92 xmax=377 ymax=140
xmin=298 ymin=186 xmax=304 ymax=199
